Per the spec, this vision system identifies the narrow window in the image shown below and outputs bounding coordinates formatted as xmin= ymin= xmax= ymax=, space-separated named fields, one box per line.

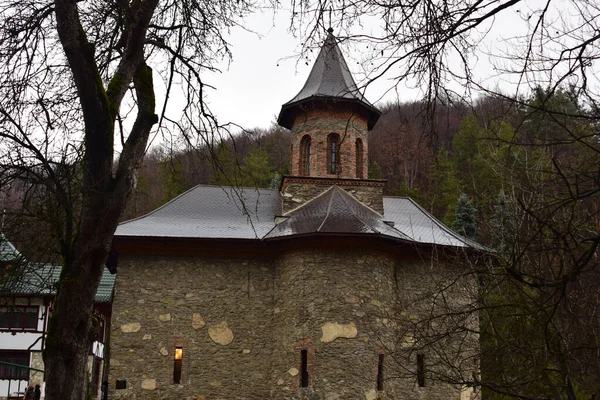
xmin=174 ymin=347 xmax=183 ymax=384
xmin=417 ymin=353 xmax=425 ymax=387
xmin=328 ymin=134 xmax=340 ymax=174
xmin=355 ymin=138 xmax=364 ymax=178
xmin=377 ymin=354 xmax=384 ymax=391
xmin=299 ymin=135 xmax=311 ymax=175
xmin=300 ymin=349 xmax=309 ymax=388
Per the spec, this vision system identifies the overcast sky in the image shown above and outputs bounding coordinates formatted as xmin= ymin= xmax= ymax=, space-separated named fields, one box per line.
xmin=155 ymin=1 xmax=590 ymax=134
xmin=194 ymin=10 xmax=423 ymax=131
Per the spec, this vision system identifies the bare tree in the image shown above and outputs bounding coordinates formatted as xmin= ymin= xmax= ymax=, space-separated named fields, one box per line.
xmin=0 ymin=0 xmax=256 ymax=398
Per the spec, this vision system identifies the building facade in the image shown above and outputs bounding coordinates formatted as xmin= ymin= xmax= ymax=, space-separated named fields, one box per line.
xmin=108 ymin=30 xmax=482 ymax=400
xmin=0 ymin=234 xmax=114 ymax=400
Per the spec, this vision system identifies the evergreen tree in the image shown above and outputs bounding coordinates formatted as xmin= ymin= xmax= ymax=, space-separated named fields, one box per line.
xmin=368 ymin=161 xmax=384 ymax=179
xmin=159 ymin=156 xmax=187 ymax=203
xmin=269 ymin=173 xmax=282 ymax=190
xmin=451 ymin=193 xmax=478 ymax=239
xmin=431 ymin=147 xmax=462 ymax=225
xmin=210 ymin=141 xmax=241 ymax=186
xmin=489 ymin=190 xmax=511 ymax=254
xmin=242 ymin=147 xmax=274 ymax=188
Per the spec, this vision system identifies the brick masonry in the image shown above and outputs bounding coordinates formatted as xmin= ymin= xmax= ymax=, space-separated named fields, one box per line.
xmin=289 ymin=109 xmax=369 ymax=179
xmin=108 ymin=245 xmax=479 ymax=400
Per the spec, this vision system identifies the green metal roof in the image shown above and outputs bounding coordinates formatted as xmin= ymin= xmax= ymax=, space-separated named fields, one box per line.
xmin=0 ymin=233 xmax=22 ymax=262
xmin=5 ymin=263 xmax=115 ymax=303
xmin=0 ymin=235 xmax=115 ymax=303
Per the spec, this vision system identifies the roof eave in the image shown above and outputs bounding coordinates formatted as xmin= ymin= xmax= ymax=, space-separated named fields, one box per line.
xmin=277 ymin=96 xmax=381 ymax=130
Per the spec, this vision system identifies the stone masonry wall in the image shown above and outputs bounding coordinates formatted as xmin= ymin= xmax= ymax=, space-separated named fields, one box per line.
xmin=390 ymin=258 xmax=481 ymax=400
xmin=281 ymin=178 xmax=385 ymax=214
xmin=290 ymin=110 xmax=369 ymax=179
xmin=108 ymin=248 xmax=478 ymax=400
xmin=29 ymin=352 xmax=44 ymax=387
xmin=109 ymin=256 xmax=275 ymax=400
xmin=270 ymin=250 xmax=399 ymax=399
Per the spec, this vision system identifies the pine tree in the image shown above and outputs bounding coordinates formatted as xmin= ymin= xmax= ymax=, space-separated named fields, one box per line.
xmin=451 ymin=193 xmax=478 ymax=239
xmin=489 ymin=190 xmax=511 ymax=254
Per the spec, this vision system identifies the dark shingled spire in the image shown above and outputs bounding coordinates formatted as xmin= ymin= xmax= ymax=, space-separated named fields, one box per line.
xmin=278 ymin=30 xmax=381 ymax=130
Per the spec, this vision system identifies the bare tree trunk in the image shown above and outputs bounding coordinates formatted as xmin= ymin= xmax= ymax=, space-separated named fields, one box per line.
xmin=43 ymin=1 xmax=158 ymax=395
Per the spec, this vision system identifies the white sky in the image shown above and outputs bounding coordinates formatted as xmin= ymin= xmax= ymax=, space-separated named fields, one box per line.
xmin=195 ymin=10 xmax=423 ymax=130
xmin=154 ymin=0 xmax=598 ymax=133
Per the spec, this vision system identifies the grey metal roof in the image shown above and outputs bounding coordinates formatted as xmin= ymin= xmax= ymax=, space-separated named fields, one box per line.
xmin=3 ymin=263 xmax=116 ymax=303
xmin=116 ymin=185 xmax=282 ymax=239
xmin=266 ymin=186 xmax=409 ymax=240
xmin=115 ymin=184 xmax=483 ymax=250
xmin=278 ymin=30 xmax=381 ymax=130
xmin=0 ymin=233 xmax=21 ymax=262
xmin=383 ymin=197 xmax=486 ymax=250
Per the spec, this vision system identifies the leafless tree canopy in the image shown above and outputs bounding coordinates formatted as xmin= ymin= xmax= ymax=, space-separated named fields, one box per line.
xmin=0 ymin=0 xmax=257 ymax=398
xmin=0 ymin=0 xmax=599 ymax=398
xmin=292 ymin=0 xmax=600 ymax=113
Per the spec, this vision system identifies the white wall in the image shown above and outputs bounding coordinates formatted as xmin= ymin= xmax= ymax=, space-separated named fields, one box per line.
xmin=0 ymin=378 xmax=29 ymax=398
xmin=0 ymin=298 xmax=47 ymax=351
xmin=0 ymin=298 xmax=47 ymax=398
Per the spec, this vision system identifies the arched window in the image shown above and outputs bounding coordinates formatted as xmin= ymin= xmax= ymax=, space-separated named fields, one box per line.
xmin=355 ymin=138 xmax=364 ymax=178
xmin=327 ymin=133 xmax=340 ymax=174
xmin=299 ymin=135 xmax=311 ymax=175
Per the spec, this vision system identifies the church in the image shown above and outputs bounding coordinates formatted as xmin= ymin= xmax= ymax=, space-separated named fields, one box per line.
xmin=108 ymin=29 xmax=483 ymax=400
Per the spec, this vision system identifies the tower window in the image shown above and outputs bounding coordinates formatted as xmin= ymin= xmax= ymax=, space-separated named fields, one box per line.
xmin=355 ymin=138 xmax=364 ymax=178
xmin=328 ymin=133 xmax=340 ymax=174
xmin=174 ymin=347 xmax=183 ymax=384
xmin=299 ymin=135 xmax=311 ymax=175
xmin=377 ymin=354 xmax=384 ymax=391
xmin=417 ymin=353 xmax=425 ymax=387
xmin=300 ymin=349 xmax=309 ymax=388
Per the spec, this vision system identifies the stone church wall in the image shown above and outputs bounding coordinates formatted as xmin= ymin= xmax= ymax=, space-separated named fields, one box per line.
xmin=109 ymin=249 xmax=478 ymax=400
xmin=281 ymin=178 xmax=385 ymax=214
xmin=270 ymin=250 xmax=398 ymax=399
xmin=109 ymin=256 xmax=275 ymax=400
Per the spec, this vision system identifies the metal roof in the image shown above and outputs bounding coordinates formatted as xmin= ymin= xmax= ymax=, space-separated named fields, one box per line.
xmin=382 ymin=197 xmax=486 ymax=250
xmin=115 ymin=184 xmax=482 ymax=250
xmin=116 ymin=185 xmax=282 ymax=239
xmin=266 ymin=186 xmax=408 ymax=240
xmin=0 ymin=233 xmax=21 ymax=262
xmin=3 ymin=263 xmax=115 ymax=303
xmin=277 ymin=30 xmax=381 ymax=130
xmin=1 ymin=235 xmax=115 ymax=302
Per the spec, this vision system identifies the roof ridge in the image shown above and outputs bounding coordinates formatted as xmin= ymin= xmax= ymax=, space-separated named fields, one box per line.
xmin=316 ymin=185 xmax=336 ymax=232
xmin=395 ymin=197 xmax=486 ymax=250
xmin=334 ymin=186 xmax=378 ymax=234
xmin=118 ymin=184 xmax=202 ymax=226
xmin=119 ymin=184 xmax=279 ymax=227
xmin=281 ymin=185 xmax=337 ymax=216
xmin=337 ymin=185 xmax=386 ymax=218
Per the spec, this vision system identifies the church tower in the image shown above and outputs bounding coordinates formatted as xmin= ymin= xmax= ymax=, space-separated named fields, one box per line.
xmin=278 ymin=29 xmax=385 ymax=213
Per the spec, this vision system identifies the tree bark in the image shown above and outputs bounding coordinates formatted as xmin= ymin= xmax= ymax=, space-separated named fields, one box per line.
xmin=44 ymin=0 xmax=158 ymax=398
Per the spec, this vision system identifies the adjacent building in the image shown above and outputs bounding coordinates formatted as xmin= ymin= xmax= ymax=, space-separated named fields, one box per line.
xmin=0 ymin=234 xmax=115 ymax=400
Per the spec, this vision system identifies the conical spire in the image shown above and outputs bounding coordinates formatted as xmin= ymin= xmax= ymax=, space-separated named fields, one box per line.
xmin=278 ymin=29 xmax=380 ymax=130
